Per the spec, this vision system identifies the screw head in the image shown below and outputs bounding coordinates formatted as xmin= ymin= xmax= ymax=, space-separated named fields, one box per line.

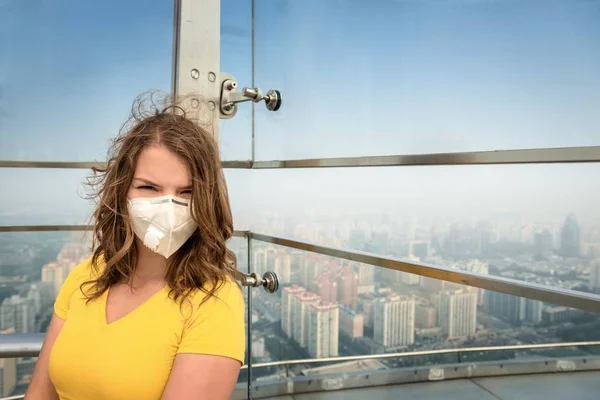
xmin=208 ymin=101 xmax=216 ymax=111
xmin=208 ymin=72 xmax=216 ymax=82
xmin=190 ymin=69 xmax=200 ymax=79
xmin=190 ymin=98 xmax=200 ymax=109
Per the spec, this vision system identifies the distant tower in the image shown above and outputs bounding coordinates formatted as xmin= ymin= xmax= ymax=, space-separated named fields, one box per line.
xmin=534 ymin=230 xmax=554 ymax=260
xmin=560 ymin=214 xmax=581 ymax=258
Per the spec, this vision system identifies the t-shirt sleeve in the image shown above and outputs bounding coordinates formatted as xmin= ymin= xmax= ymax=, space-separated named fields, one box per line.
xmin=177 ymin=280 xmax=246 ymax=365
xmin=54 ymin=258 xmax=93 ymax=320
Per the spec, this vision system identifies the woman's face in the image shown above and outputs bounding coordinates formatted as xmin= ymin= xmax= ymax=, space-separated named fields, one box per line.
xmin=127 ymin=145 xmax=192 ymax=201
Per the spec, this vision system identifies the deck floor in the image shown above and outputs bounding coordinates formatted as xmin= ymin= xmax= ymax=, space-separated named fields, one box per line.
xmin=264 ymin=371 xmax=600 ymax=400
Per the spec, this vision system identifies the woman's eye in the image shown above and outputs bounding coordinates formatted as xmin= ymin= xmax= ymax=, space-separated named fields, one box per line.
xmin=181 ymin=190 xmax=192 ymax=195
xmin=138 ymin=185 xmax=157 ymax=191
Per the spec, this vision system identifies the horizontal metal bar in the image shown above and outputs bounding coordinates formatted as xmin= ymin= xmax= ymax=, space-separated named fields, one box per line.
xmin=2 ymin=146 xmax=600 ymax=170
xmin=0 ymin=161 xmax=105 ymax=169
xmin=0 ymin=160 xmax=252 ymax=169
xmin=250 ymin=146 xmax=600 ymax=168
xmin=1 ymin=333 xmax=597 ymax=371
xmin=247 ymin=232 xmax=600 ymax=314
xmin=222 ymin=160 xmax=253 ymax=169
xmin=0 ymin=225 xmax=92 ymax=232
xmin=0 ymin=225 xmax=248 ymax=236
xmin=235 ymin=358 xmax=600 ymax=400
xmin=242 ymin=340 xmax=600 ymax=370
xmin=232 ymin=230 xmax=247 ymax=238
xmin=0 ymin=333 xmax=44 ymax=358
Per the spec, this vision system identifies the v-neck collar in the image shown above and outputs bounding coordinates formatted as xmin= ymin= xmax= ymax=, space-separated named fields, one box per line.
xmin=102 ymin=285 xmax=168 ymax=326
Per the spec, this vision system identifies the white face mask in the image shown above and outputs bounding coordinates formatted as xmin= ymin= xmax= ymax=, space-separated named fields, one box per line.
xmin=127 ymin=195 xmax=198 ymax=258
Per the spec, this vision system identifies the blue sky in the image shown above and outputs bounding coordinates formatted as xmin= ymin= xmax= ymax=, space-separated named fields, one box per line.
xmin=1 ymin=0 xmax=600 ymax=227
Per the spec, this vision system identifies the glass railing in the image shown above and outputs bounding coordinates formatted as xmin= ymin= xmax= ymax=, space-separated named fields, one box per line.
xmin=234 ymin=232 xmax=600 ymax=398
xmin=2 ymin=0 xmax=600 ymax=398
xmin=1 ymin=230 xmax=598 ymax=398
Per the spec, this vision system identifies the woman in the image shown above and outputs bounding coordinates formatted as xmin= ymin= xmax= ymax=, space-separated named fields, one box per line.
xmin=26 ymin=94 xmax=245 ymax=400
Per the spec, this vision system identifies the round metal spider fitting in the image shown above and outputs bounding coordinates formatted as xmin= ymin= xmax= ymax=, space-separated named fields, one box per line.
xmin=265 ymin=90 xmax=282 ymax=111
xmin=262 ymin=271 xmax=279 ymax=294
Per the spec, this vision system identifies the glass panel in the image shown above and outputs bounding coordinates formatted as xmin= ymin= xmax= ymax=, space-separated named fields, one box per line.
xmin=0 ymin=168 xmax=93 ymax=225
xmin=0 ymin=0 xmax=173 ymax=161
xmin=226 ymin=163 xmax=600 ymax=293
xmin=0 ymin=230 xmax=85 ymax=396
xmin=253 ymin=0 xmax=600 ymax=159
xmin=226 ymin=236 xmax=250 ymax=390
xmin=246 ymin=242 xmax=600 ymax=396
xmin=0 ymin=171 xmax=252 ymax=228
xmin=0 ymin=233 xmax=248 ymax=397
xmin=220 ymin=0 xmax=252 ymax=161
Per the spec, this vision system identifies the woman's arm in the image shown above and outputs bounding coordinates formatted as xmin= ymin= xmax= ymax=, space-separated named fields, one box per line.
xmin=161 ymin=353 xmax=241 ymax=400
xmin=25 ymin=313 xmax=64 ymax=400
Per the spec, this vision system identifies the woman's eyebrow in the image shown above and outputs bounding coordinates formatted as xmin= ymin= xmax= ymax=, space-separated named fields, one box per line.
xmin=132 ymin=177 xmax=160 ymax=187
xmin=133 ymin=177 xmax=192 ymax=190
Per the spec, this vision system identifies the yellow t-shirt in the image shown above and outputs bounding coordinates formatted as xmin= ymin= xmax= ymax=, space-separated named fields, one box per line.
xmin=48 ymin=257 xmax=245 ymax=400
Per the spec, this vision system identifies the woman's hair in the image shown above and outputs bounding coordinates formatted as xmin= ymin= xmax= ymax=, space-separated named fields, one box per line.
xmin=83 ymin=91 xmax=237 ymax=305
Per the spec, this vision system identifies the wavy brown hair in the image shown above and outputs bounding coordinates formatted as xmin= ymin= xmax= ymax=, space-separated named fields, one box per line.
xmin=83 ymin=92 xmax=237 ymax=305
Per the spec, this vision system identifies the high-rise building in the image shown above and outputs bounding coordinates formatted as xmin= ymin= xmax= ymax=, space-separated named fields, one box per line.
xmin=561 ymin=213 xmax=581 ymax=258
xmin=485 ymin=291 xmax=525 ymax=323
xmin=400 ymin=271 xmax=421 ymax=286
xmin=0 ymin=358 xmax=16 ymax=397
xmin=484 ymin=291 xmax=543 ymax=325
xmin=0 ymin=296 xmax=35 ymax=333
xmin=57 ymin=242 xmax=89 ymax=263
xmin=374 ymin=295 xmax=415 ymax=347
xmin=534 ymin=230 xmax=554 ymax=260
xmin=415 ymin=303 xmax=437 ymax=329
xmin=356 ymin=263 xmax=373 ymax=286
xmin=409 ymin=241 xmax=430 ymax=260
xmin=524 ymin=298 xmax=543 ymax=324
xmin=302 ymin=257 xmax=322 ymax=292
xmin=349 ymin=229 xmax=366 ymax=250
xmin=27 ymin=282 xmax=53 ymax=316
xmin=252 ymin=249 xmax=268 ymax=276
xmin=362 ymin=296 xmax=376 ymax=328
xmin=41 ymin=262 xmax=65 ymax=299
xmin=292 ymin=291 xmax=320 ymax=347
xmin=281 ymin=285 xmax=305 ymax=338
xmin=338 ymin=306 xmax=364 ymax=339
xmin=369 ymin=231 xmax=389 ymax=255
xmin=316 ymin=273 xmax=338 ymax=303
xmin=337 ymin=267 xmax=358 ymax=308
xmin=307 ymin=301 xmax=339 ymax=358
xmin=438 ymin=290 xmax=477 ymax=339
xmin=274 ymin=253 xmax=292 ymax=284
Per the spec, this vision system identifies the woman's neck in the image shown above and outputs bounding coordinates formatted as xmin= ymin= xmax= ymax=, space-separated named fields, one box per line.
xmin=133 ymin=240 xmax=168 ymax=285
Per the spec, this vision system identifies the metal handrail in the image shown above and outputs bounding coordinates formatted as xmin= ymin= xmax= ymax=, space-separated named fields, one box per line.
xmin=0 ymin=225 xmax=247 ymax=237
xmin=2 ymin=145 xmax=600 ymax=170
xmin=0 ymin=334 xmax=598 ymax=370
xmin=0 ymin=333 xmax=44 ymax=358
xmin=247 ymin=146 xmax=600 ymax=168
xmin=247 ymin=232 xmax=600 ymax=313
xmin=239 ymin=340 xmax=600 ymax=370
xmin=1 ymin=227 xmax=599 ymax=312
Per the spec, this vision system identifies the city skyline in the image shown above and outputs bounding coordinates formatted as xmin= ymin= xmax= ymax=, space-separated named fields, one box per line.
xmin=0 ymin=206 xmax=599 ymax=394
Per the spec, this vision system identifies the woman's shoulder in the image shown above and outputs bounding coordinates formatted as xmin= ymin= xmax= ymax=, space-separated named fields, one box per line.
xmin=66 ymin=255 xmax=103 ymax=282
xmin=189 ymin=275 xmax=244 ymax=309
